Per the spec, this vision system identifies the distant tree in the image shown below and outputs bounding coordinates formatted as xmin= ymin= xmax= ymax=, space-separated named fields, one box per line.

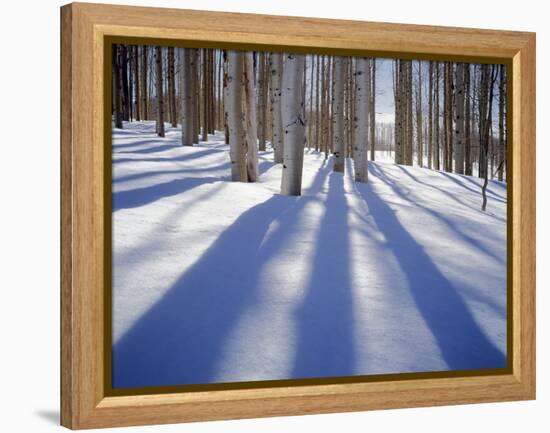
xmin=332 ymin=57 xmax=346 ymax=173
xmin=369 ymin=58 xmax=376 ymax=161
xmin=434 ymin=61 xmax=440 ymax=170
xmin=270 ymin=53 xmax=284 ymax=163
xmin=280 ymin=54 xmax=307 ymax=195
xmin=155 ymin=46 xmax=165 ymax=137
xmin=133 ymin=46 xmax=140 ymax=122
xmin=257 ymin=52 xmax=267 ymax=151
xmin=415 ymin=61 xmax=423 ymax=167
xmin=498 ymin=64 xmax=506 ymax=181
xmin=427 ymin=61 xmax=434 ymax=169
xmin=454 ymin=62 xmax=465 ymax=174
xmin=167 ymin=47 xmax=177 ymax=127
xmin=244 ymin=52 xmax=259 ymax=182
xmin=121 ymin=45 xmax=130 ymax=122
xmin=227 ymin=51 xmax=247 ymax=182
xmin=464 ymin=64 xmax=472 ymax=175
xmin=140 ymin=46 xmax=148 ymax=120
xmin=179 ymin=48 xmax=194 ymax=146
xmin=113 ymin=45 xmax=123 ymax=129
xmin=479 ymin=64 xmax=497 ymax=211
xmin=354 ymin=57 xmax=370 ymax=182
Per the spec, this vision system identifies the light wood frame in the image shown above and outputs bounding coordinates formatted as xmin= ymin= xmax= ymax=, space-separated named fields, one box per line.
xmin=61 ymin=2 xmax=536 ymax=429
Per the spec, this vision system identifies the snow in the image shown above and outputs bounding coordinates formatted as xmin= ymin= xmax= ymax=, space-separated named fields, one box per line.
xmin=112 ymin=120 xmax=507 ymax=389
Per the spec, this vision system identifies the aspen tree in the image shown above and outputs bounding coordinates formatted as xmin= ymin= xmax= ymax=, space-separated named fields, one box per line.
xmin=434 ymin=62 xmax=440 ymax=170
xmin=155 ymin=46 xmax=165 ymax=137
xmin=167 ymin=47 xmax=177 ymax=127
xmin=281 ymin=54 xmax=307 ymax=195
xmin=369 ymin=58 xmax=376 ymax=161
xmin=428 ymin=61 xmax=434 ymax=169
xmin=415 ymin=61 xmax=423 ymax=167
xmin=354 ymin=57 xmax=370 ymax=182
xmin=179 ymin=48 xmax=194 ymax=146
xmin=244 ymin=52 xmax=259 ymax=182
xmin=464 ymin=64 xmax=472 ymax=175
xmin=498 ymin=64 xmax=506 ymax=181
xmin=332 ymin=56 xmax=346 ymax=173
xmin=141 ymin=46 xmax=148 ymax=120
xmin=454 ymin=63 xmax=465 ymax=174
xmin=113 ymin=45 xmax=123 ymax=129
xmin=257 ymin=52 xmax=267 ymax=151
xmin=270 ymin=53 xmax=284 ymax=163
xmin=227 ymin=51 xmax=247 ymax=182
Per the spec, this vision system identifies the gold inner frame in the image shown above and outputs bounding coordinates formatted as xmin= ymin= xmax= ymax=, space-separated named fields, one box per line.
xmin=103 ymin=35 xmax=514 ymax=398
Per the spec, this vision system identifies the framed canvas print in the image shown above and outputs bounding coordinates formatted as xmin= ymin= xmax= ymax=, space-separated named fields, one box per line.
xmin=60 ymin=2 xmax=536 ymax=429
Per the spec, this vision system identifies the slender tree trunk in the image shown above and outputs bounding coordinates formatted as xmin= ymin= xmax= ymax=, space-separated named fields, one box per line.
xmin=308 ymin=55 xmax=315 ymax=149
xmin=320 ymin=56 xmax=327 ymax=157
xmin=133 ymin=46 xmax=140 ymax=121
xmin=480 ymin=65 xmax=496 ymax=210
xmin=428 ymin=61 xmax=433 ymax=169
xmin=141 ymin=46 xmax=148 ymax=120
xmin=416 ymin=61 xmax=423 ymax=167
xmin=314 ymin=54 xmax=321 ymax=152
xmin=121 ymin=45 xmax=129 ymax=122
xmin=280 ymin=54 xmax=306 ymax=195
xmin=244 ymin=53 xmax=259 ymax=182
xmin=113 ymin=45 xmax=123 ymax=129
xmin=270 ymin=53 xmax=284 ymax=163
xmin=179 ymin=48 xmax=194 ymax=146
xmin=257 ymin=52 xmax=267 ymax=151
xmin=155 ymin=46 xmax=165 ymax=137
xmin=227 ymin=51 xmax=247 ymax=182
xmin=332 ymin=57 xmax=346 ymax=173
xmin=167 ymin=47 xmax=177 ymax=127
xmin=498 ymin=64 xmax=506 ymax=181
xmin=454 ymin=62 xmax=465 ymax=174
xmin=222 ymin=50 xmax=229 ymax=144
xmin=464 ymin=64 xmax=472 ymax=175
xmin=434 ymin=62 xmax=440 ymax=170
xmin=369 ymin=58 xmax=376 ymax=161
xmin=354 ymin=57 xmax=369 ymax=182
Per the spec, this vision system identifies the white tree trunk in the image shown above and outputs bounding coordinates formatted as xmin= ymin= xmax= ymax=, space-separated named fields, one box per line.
xmin=354 ymin=57 xmax=369 ymax=182
xmin=332 ymin=57 xmax=346 ymax=173
xmin=270 ymin=53 xmax=284 ymax=163
xmin=280 ymin=54 xmax=306 ymax=196
xmin=227 ymin=51 xmax=247 ymax=182
xmin=454 ymin=62 xmax=465 ymax=174
xmin=244 ymin=52 xmax=259 ymax=182
xmin=178 ymin=48 xmax=194 ymax=146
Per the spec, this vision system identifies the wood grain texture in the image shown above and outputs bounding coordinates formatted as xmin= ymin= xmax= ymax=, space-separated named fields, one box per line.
xmin=60 ymin=2 xmax=536 ymax=429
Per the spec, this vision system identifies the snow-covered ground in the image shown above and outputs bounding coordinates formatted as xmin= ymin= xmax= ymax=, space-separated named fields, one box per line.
xmin=112 ymin=121 xmax=507 ymax=389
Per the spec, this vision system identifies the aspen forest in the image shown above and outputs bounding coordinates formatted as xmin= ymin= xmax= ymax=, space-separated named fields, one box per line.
xmin=111 ymin=45 xmax=508 ymax=388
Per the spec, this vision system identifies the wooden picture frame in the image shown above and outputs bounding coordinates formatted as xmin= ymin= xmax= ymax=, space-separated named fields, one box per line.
xmin=60 ymin=2 xmax=536 ymax=429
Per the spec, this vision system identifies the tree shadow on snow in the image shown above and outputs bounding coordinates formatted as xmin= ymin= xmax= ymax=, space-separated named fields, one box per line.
xmin=113 ymin=147 xmax=223 ymax=165
xmin=355 ymin=172 xmax=506 ymax=371
xmin=112 ymin=164 xmax=331 ymax=388
xmin=290 ymin=173 xmax=356 ymax=379
xmin=113 ymin=177 xmax=220 ymax=211
xmin=371 ymin=164 xmax=505 ymax=264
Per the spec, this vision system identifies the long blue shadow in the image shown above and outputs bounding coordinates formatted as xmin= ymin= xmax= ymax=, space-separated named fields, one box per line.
xmin=113 ymin=160 xmax=274 ymax=187
xmin=355 ymin=178 xmax=506 ymax=371
xmin=113 ymin=165 xmax=331 ymax=388
xmin=290 ymin=173 xmax=356 ymax=379
xmin=113 ymin=177 xmax=219 ymax=212
xmin=116 ymin=143 xmax=183 ymax=155
xmin=438 ymin=171 xmax=507 ymax=203
xmin=371 ymin=164 xmax=505 ymax=264
xmin=113 ymin=147 xmax=222 ymax=165
xmin=395 ymin=165 xmax=506 ymax=214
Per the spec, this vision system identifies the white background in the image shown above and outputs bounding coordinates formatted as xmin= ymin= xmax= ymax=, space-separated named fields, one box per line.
xmin=0 ymin=0 xmax=547 ymax=431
